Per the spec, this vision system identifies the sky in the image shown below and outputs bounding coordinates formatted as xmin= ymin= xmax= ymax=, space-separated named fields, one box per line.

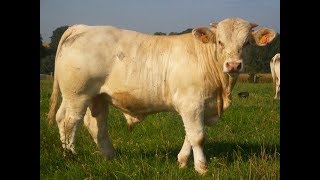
xmin=40 ymin=0 xmax=280 ymax=43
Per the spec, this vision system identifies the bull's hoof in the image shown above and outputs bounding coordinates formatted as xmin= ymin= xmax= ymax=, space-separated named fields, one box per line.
xmin=127 ymin=124 xmax=135 ymax=132
xmin=63 ymin=148 xmax=77 ymax=158
xmin=177 ymin=155 xmax=189 ymax=168
xmin=178 ymin=161 xmax=187 ymax=169
xmin=102 ymin=150 xmax=115 ymax=160
xmin=195 ymin=161 xmax=208 ymax=175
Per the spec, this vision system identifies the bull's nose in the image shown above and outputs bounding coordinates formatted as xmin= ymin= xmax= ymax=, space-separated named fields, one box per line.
xmin=226 ymin=62 xmax=242 ymax=72
xmin=236 ymin=62 xmax=242 ymax=70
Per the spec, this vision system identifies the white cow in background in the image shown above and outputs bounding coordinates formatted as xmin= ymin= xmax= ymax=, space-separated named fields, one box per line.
xmin=270 ymin=53 xmax=280 ymax=99
xmin=48 ymin=18 xmax=276 ymax=174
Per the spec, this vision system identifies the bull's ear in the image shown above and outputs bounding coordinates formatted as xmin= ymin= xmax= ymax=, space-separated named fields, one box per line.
xmin=209 ymin=22 xmax=218 ymax=28
xmin=209 ymin=22 xmax=218 ymax=33
xmin=251 ymin=28 xmax=276 ymax=46
xmin=192 ymin=27 xmax=215 ymax=44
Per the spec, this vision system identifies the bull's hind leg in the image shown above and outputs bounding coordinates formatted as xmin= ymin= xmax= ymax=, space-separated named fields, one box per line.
xmin=57 ymin=96 xmax=89 ymax=155
xmin=84 ymin=94 xmax=115 ymax=159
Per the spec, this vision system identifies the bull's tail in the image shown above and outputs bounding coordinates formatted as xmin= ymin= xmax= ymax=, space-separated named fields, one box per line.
xmin=47 ymin=26 xmax=74 ymax=125
xmin=48 ymin=76 xmax=60 ymax=125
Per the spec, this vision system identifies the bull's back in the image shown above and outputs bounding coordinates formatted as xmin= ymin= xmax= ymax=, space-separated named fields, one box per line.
xmin=56 ymin=25 xmax=179 ymax=81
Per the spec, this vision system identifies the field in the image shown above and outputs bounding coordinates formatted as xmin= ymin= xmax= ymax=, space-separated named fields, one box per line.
xmin=40 ymin=79 xmax=280 ymax=179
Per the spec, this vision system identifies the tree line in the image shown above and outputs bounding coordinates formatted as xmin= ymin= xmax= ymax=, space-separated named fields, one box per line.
xmin=40 ymin=26 xmax=279 ymax=74
xmin=40 ymin=26 xmax=69 ymax=74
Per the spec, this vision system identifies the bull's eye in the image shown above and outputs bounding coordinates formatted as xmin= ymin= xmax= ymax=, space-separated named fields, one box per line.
xmin=218 ymin=40 xmax=224 ymax=48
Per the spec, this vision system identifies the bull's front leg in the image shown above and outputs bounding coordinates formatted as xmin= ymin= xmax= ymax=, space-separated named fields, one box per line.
xmin=179 ymin=104 xmax=208 ymax=175
xmin=177 ymin=135 xmax=192 ymax=168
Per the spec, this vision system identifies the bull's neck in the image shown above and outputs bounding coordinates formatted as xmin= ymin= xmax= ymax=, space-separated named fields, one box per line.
xmin=193 ymin=41 xmax=229 ymax=92
xmin=193 ymin=40 xmax=237 ymax=114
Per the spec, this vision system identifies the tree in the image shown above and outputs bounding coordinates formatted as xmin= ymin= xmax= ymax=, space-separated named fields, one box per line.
xmin=40 ymin=26 xmax=69 ymax=74
xmin=40 ymin=34 xmax=47 ymax=59
xmin=168 ymin=28 xmax=193 ymax=35
xmin=154 ymin=32 xmax=166 ymax=36
xmin=243 ymin=33 xmax=280 ymax=73
xmin=178 ymin=28 xmax=192 ymax=34
xmin=49 ymin=25 xmax=69 ymax=55
xmin=40 ymin=55 xmax=55 ymax=74
xmin=168 ymin=32 xmax=178 ymax=35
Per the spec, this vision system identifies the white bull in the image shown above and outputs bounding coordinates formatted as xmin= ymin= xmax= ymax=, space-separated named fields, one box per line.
xmin=48 ymin=18 xmax=276 ymax=174
xmin=270 ymin=53 xmax=280 ymax=99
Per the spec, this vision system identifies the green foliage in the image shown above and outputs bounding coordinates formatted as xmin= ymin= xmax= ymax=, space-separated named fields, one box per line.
xmin=40 ymin=34 xmax=52 ymax=73
xmin=40 ymin=80 xmax=279 ymax=179
xmin=179 ymin=28 xmax=193 ymax=34
xmin=168 ymin=28 xmax=193 ymax=35
xmin=154 ymin=32 xmax=166 ymax=36
xmin=168 ymin=31 xmax=178 ymax=35
xmin=40 ymin=34 xmax=48 ymax=59
xmin=243 ymin=33 xmax=280 ymax=73
xmin=40 ymin=55 xmax=55 ymax=74
xmin=49 ymin=25 xmax=69 ymax=54
xmin=40 ymin=26 xmax=69 ymax=74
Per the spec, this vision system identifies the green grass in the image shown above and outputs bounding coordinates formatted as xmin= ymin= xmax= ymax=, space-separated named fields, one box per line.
xmin=40 ymin=80 xmax=280 ymax=179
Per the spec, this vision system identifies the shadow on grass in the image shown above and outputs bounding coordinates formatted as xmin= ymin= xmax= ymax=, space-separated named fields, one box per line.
xmin=114 ymin=141 xmax=279 ymax=164
xmin=204 ymin=141 xmax=280 ymax=163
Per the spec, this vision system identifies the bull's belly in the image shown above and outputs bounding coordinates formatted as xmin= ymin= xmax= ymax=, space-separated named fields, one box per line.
xmin=204 ymin=104 xmax=219 ymax=120
xmin=108 ymin=91 xmax=171 ymax=116
xmin=203 ymin=96 xmax=220 ymax=117
xmin=203 ymin=96 xmax=223 ymax=126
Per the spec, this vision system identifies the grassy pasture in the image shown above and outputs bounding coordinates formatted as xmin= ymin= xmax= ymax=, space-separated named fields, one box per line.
xmin=40 ymin=79 xmax=280 ymax=179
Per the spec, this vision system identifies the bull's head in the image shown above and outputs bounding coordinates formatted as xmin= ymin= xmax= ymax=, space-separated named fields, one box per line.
xmin=192 ymin=18 xmax=276 ymax=73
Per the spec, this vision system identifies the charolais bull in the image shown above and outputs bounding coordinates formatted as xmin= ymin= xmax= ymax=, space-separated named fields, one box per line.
xmin=48 ymin=18 xmax=276 ymax=174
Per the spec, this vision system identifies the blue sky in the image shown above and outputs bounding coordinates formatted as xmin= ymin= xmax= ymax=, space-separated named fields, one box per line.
xmin=40 ymin=0 xmax=280 ymax=43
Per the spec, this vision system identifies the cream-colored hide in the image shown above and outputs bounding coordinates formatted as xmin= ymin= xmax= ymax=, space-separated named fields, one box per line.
xmin=48 ymin=18 xmax=276 ymax=175
xmin=270 ymin=53 xmax=280 ymax=99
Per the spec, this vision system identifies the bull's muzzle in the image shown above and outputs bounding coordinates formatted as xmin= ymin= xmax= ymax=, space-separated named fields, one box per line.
xmin=223 ymin=60 xmax=243 ymax=73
